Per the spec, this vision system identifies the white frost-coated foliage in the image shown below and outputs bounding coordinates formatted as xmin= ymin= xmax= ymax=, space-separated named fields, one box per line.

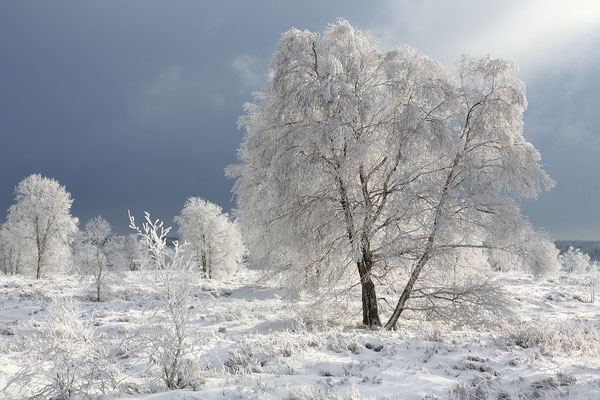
xmin=587 ymin=262 xmax=599 ymax=303
xmin=174 ymin=197 xmax=245 ymax=279
xmin=0 ymin=222 xmax=28 ymax=275
xmin=558 ymin=247 xmax=599 ymax=303
xmin=559 ymin=246 xmax=590 ymax=274
xmin=501 ymin=318 xmax=600 ymax=356
xmin=6 ymin=297 xmax=117 ymax=398
xmin=489 ymin=227 xmax=561 ymax=277
xmin=1 ymin=174 xmax=78 ymax=279
xmin=228 ymin=20 xmax=556 ymax=328
xmin=74 ymin=216 xmax=124 ymax=302
xmin=121 ymin=233 xmax=148 ymax=271
xmin=129 ymin=211 xmax=197 ymax=389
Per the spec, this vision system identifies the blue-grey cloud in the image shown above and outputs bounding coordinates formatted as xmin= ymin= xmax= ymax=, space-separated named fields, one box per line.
xmin=0 ymin=1 xmax=598 ymax=240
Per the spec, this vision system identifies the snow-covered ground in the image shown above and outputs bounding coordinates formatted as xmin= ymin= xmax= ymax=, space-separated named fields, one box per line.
xmin=1 ymin=269 xmax=599 ymax=399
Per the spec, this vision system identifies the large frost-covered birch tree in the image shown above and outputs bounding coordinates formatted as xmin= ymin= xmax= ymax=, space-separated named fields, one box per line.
xmin=228 ymin=20 xmax=558 ymax=328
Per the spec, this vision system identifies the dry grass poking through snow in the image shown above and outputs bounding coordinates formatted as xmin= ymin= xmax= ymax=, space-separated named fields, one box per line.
xmin=1 ymin=269 xmax=600 ymax=399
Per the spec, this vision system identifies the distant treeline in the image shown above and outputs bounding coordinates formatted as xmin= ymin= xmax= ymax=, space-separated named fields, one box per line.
xmin=555 ymin=240 xmax=600 ymax=261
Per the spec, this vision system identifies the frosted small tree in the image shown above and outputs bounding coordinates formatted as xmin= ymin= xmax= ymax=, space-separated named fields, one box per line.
xmin=560 ymin=247 xmax=597 ymax=303
xmin=4 ymin=297 xmax=117 ymax=398
xmin=129 ymin=211 xmax=197 ymax=389
xmin=122 ymin=233 xmax=147 ymax=271
xmin=588 ymin=261 xmax=599 ymax=303
xmin=174 ymin=197 xmax=245 ymax=279
xmin=559 ymin=247 xmax=590 ymax=274
xmin=228 ymin=20 xmax=557 ymax=329
xmin=3 ymin=174 xmax=78 ymax=278
xmin=74 ymin=216 xmax=123 ymax=302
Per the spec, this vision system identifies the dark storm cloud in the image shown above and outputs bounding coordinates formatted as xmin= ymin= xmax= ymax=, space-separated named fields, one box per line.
xmin=0 ymin=1 xmax=599 ymax=239
xmin=0 ymin=1 xmax=370 ymax=233
xmin=522 ymin=59 xmax=600 ymax=239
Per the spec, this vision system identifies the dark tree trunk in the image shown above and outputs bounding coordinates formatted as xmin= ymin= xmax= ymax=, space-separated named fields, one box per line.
xmin=96 ymin=270 xmax=102 ymax=302
xmin=336 ymin=171 xmax=381 ymax=327
xmin=357 ymin=246 xmax=381 ymax=328
xmin=358 ymin=265 xmax=381 ymax=328
xmin=36 ymin=255 xmax=42 ymax=280
xmin=35 ymin=216 xmax=43 ymax=279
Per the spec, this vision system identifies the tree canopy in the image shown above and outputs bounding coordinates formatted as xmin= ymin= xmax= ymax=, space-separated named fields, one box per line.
xmin=228 ymin=20 xmax=559 ymax=328
xmin=2 ymin=174 xmax=78 ymax=279
xmin=174 ymin=197 xmax=245 ymax=279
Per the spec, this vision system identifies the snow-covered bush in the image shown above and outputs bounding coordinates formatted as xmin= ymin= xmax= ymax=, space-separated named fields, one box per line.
xmin=449 ymin=373 xmax=576 ymax=400
xmin=129 ymin=211 xmax=198 ymax=389
xmin=560 ymin=247 xmax=590 ymax=274
xmin=558 ymin=247 xmax=599 ymax=302
xmin=500 ymin=318 xmax=600 ymax=356
xmin=6 ymin=297 xmax=118 ymax=398
xmin=223 ymin=331 xmax=309 ymax=376
xmin=174 ymin=197 xmax=246 ymax=279
xmin=285 ymin=383 xmax=364 ymax=400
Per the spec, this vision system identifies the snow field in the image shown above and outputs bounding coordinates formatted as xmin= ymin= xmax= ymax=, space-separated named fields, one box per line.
xmin=1 ymin=269 xmax=599 ymax=399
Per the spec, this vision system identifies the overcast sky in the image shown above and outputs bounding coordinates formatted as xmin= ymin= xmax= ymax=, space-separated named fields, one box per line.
xmin=1 ymin=1 xmax=599 ymax=239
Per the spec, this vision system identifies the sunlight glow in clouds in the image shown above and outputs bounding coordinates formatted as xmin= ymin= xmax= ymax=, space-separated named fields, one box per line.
xmin=374 ymin=0 xmax=600 ymax=77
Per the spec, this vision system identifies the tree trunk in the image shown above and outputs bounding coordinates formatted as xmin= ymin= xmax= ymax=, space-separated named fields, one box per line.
xmin=97 ymin=249 xmax=103 ymax=302
xmin=96 ymin=269 xmax=102 ymax=302
xmin=15 ymin=250 xmax=21 ymax=275
xmin=97 ymin=278 xmax=101 ymax=302
xmin=36 ymin=254 xmax=42 ymax=279
xmin=358 ymin=261 xmax=381 ymax=328
xmin=35 ymin=215 xmax=43 ymax=279
xmin=384 ymin=151 xmax=460 ymax=330
xmin=357 ymin=245 xmax=381 ymax=328
xmin=384 ymin=250 xmax=430 ymax=329
xmin=207 ymin=249 xmax=212 ymax=279
xmin=336 ymin=172 xmax=382 ymax=327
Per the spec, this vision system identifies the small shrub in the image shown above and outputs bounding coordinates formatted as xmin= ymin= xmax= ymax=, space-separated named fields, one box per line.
xmin=4 ymin=297 xmax=118 ymax=398
xmin=500 ymin=319 xmax=600 ymax=356
xmin=225 ymin=347 xmax=265 ymax=375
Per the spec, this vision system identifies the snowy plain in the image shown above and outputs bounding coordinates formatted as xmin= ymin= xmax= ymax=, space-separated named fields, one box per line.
xmin=1 ymin=268 xmax=599 ymax=399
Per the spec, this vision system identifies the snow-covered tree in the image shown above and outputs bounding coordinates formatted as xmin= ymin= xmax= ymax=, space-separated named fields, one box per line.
xmin=228 ymin=20 xmax=557 ymax=329
xmin=174 ymin=197 xmax=245 ymax=279
xmin=0 ymin=222 xmax=28 ymax=275
xmin=559 ymin=247 xmax=597 ymax=303
xmin=559 ymin=247 xmax=590 ymax=274
xmin=587 ymin=261 xmax=599 ymax=303
xmin=74 ymin=216 xmax=123 ymax=302
xmin=120 ymin=233 xmax=147 ymax=271
xmin=3 ymin=174 xmax=78 ymax=278
xmin=129 ymin=211 xmax=197 ymax=389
